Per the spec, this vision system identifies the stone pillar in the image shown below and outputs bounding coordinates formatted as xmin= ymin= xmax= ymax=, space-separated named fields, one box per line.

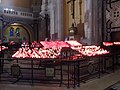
xmin=91 ymin=0 xmax=99 ymax=45
xmin=90 ymin=0 xmax=103 ymax=45
xmin=40 ymin=0 xmax=65 ymax=40
xmin=40 ymin=0 xmax=50 ymax=40
xmin=97 ymin=0 xmax=103 ymax=44
xmin=48 ymin=0 xmax=55 ymax=39
xmin=55 ymin=0 xmax=62 ymax=40
xmin=48 ymin=0 xmax=63 ymax=40
xmin=0 ymin=15 xmax=3 ymax=40
xmin=84 ymin=0 xmax=92 ymax=44
xmin=84 ymin=0 xmax=103 ymax=45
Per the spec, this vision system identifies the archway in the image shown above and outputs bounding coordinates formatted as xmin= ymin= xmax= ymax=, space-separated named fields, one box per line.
xmin=3 ymin=22 xmax=33 ymax=43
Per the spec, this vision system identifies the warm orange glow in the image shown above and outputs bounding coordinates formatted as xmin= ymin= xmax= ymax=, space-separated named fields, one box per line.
xmin=12 ymin=41 xmax=109 ymax=59
xmin=65 ymin=40 xmax=82 ymax=46
xmin=0 ymin=46 xmax=8 ymax=51
xmin=12 ymin=47 xmax=62 ymax=59
xmin=77 ymin=46 xmax=109 ymax=56
xmin=103 ymin=42 xmax=113 ymax=46
xmin=113 ymin=42 xmax=120 ymax=45
xmin=40 ymin=41 xmax=69 ymax=48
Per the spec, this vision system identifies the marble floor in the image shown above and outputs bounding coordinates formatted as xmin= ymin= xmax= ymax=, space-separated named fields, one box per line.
xmin=0 ymin=69 xmax=120 ymax=90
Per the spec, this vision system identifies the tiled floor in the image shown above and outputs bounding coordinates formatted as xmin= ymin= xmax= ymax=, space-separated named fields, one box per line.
xmin=105 ymin=81 xmax=120 ymax=90
xmin=0 ymin=69 xmax=120 ymax=90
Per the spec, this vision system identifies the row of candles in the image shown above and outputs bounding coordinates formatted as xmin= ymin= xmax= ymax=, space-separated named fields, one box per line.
xmin=12 ymin=40 xmax=109 ymax=59
xmin=12 ymin=47 xmax=62 ymax=58
xmin=78 ymin=46 xmax=109 ymax=56
xmin=103 ymin=42 xmax=120 ymax=46
xmin=0 ymin=46 xmax=8 ymax=51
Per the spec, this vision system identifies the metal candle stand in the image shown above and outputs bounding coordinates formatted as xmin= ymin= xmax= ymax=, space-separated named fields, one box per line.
xmin=0 ymin=54 xmax=118 ymax=88
xmin=0 ymin=45 xmax=118 ymax=88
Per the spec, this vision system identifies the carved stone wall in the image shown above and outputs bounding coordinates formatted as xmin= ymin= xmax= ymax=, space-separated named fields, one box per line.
xmin=105 ymin=0 xmax=120 ymax=41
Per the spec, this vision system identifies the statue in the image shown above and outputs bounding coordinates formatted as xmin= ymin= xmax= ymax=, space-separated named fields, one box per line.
xmin=10 ymin=27 xmax=14 ymax=36
xmin=15 ymin=28 xmax=20 ymax=37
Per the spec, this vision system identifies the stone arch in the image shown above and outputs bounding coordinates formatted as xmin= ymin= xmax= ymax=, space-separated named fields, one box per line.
xmin=3 ymin=21 xmax=34 ymax=42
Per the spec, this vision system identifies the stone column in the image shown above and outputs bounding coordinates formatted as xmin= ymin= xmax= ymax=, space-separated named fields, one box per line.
xmin=48 ymin=0 xmax=55 ymax=39
xmin=55 ymin=0 xmax=62 ymax=40
xmin=40 ymin=0 xmax=65 ymax=40
xmin=0 ymin=15 xmax=3 ymax=40
xmin=84 ymin=0 xmax=92 ymax=44
xmin=91 ymin=0 xmax=98 ymax=45
xmin=48 ymin=0 xmax=63 ymax=40
xmin=91 ymin=0 xmax=103 ymax=45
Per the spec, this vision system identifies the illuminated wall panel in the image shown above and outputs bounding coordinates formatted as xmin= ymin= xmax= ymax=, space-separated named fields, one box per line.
xmin=3 ymin=25 xmax=30 ymax=42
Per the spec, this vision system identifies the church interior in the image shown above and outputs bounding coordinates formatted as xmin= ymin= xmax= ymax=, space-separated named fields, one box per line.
xmin=0 ymin=0 xmax=120 ymax=90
